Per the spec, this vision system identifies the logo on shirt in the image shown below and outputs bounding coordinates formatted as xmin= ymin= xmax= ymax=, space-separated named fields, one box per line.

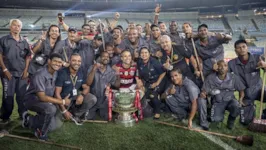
xmin=130 ymin=70 xmax=135 ymax=76
xmin=65 ymin=81 xmax=71 ymax=84
xmin=173 ymin=54 xmax=178 ymax=61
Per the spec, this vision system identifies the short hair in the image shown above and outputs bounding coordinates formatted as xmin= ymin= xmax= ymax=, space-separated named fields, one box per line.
xmin=136 ymin=24 xmax=142 ymax=27
xmin=217 ymin=60 xmax=226 ymax=66
xmin=100 ymin=51 xmax=109 ymax=57
xmin=112 ymin=27 xmax=122 ymax=33
xmin=70 ymin=53 xmax=81 ymax=59
xmin=82 ymin=24 xmax=90 ymax=28
xmin=183 ymin=22 xmax=192 ymax=28
xmin=160 ymin=35 xmax=171 ymax=42
xmin=158 ymin=21 xmax=164 ymax=25
xmin=121 ymin=50 xmax=132 ymax=56
xmin=234 ymin=39 xmax=247 ymax=48
xmin=116 ymin=25 xmax=124 ymax=31
xmin=9 ymin=19 xmax=23 ymax=28
xmin=105 ymin=42 xmax=114 ymax=49
xmin=49 ymin=53 xmax=63 ymax=60
xmin=170 ymin=68 xmax=182 ymax=75
xmin=88 ymin=20 xmax=95 ymax=23
xmin=197 ymin=24 xmax=208 ymax=32
xmin=139 ymin=46 xmax=151 ymax=55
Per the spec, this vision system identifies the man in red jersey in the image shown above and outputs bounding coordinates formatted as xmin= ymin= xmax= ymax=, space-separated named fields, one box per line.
xmin=113 ymin=50 xmax=144 ymax=92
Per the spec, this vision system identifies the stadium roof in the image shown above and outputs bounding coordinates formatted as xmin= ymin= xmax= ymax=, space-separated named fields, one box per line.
xmin=0 ymin=0 xmax=266 ymax=12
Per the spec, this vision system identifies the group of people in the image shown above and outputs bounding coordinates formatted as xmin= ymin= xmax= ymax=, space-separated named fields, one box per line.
xmin=1 ymin=5 xmax=266 ymax=141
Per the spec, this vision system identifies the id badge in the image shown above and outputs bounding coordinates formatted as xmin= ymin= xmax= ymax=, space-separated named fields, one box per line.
xmin=73 ymin=89 xmax=77 ymax=96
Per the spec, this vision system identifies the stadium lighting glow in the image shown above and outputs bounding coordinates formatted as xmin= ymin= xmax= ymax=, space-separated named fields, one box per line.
xmin=87 ymin=15 xmax=91 ymax=18
xmin=29 ymin=24 xmax=35 ymax=28
xmin=254 ymin=9 xmax=257 ymax=12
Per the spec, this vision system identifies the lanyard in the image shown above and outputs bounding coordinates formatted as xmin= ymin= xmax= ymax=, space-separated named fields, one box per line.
xmin=70 ymin=75 xmax=78 ymax=88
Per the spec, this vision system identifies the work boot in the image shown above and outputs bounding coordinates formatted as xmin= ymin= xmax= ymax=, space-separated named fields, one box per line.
xmin=22 ymin=111 xmax=30 ymax=128
xmin=0 ymin=118 xmax=10 ymax=125
xmin=34 ymin=128 xmax=48 ymax=141
xmin=227 ymin=116 xmax=236 ymax=130
xmin=153 ymin=113 xmax=160 ymax=119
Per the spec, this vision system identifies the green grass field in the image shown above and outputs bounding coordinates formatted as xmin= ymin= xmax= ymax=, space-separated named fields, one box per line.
xmin=0 ymin=86 xmax=266 ymax=150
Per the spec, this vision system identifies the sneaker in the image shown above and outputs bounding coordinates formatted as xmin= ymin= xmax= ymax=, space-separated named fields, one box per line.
xmin=213 ymin=122 xmax=223 ymax=129
xmin=153 ymin=114 xmax=160 ymax=120
xmin=227 ymin=120 xmax=235 ymax=130
xmin=34 ymin=129 xmax=48 ymax=141
xmin=201 ymin=126 xmax=209 ymax=131
xmin=0 ymin=118 xmax=10 ymax=125
xmin=22 ymin=112 xmax=30 ymax=128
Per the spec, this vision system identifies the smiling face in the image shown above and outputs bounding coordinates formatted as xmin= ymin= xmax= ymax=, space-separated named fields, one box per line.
xmin=112 ymin=28 xmax=122 ymax=40
xmin=159 ymin=22 xmax=167 ymax=33
xmin=48 ymin=26 xmax=60 ymax=40
xmin=100 ymin=52 xmax=110 ymax=65
xmin=170 ymin=70 xmax=182 ymax=85
xmin=136 ymin=25 xmax=143 ymax=34
xmin=70 ymin=55 xmax=82 ymax=71
xmin=106 ymin=45 xmax=114 ymax=58
xmin=160 ymin=36 xmax=172 ymax=52
xmin=128 ymin=28 xmax=139 ymax=43
xmin=48 ymin=57 xmax=63 ymax=71
xmin=169 ymin=21 xmax=178 ymax=34
xmin=82 ymin=25 xmax=90 ymax=35
xmin=68 ymin=31 xmax=77 ymax=41
xmin=121 ymin=51 xmax=132 ymax=65
xmin=140 ymin=48 xmax=150 ymax=61
xmin=152 ymin=26 xmax=161 ymax=39
xmin=198 ymin=26 xmax=208 ymax=40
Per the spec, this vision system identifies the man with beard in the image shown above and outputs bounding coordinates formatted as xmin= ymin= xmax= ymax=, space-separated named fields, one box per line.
xmin=124 ymin=28 xmax=148 ymax=59
xmin=153 ymin=4 xmax=168 ymax=35
xmin=108 ymin=27 xmax=126 ymax=66
xmin=148 ymin=24 xmax=162 ymax=57
xmin=169 ymin=21 xmax=183 ymax=46
xmin=92 ymin=34 xmax=103 ymax=60
xmin=159 ymin=35 xmax=197 ymax=85
xmin=198 ymin=60 xmax=245 ymax=130
xmin=86 ymin=52 xmax=120 ymax=120
xmin=22 ymin=53 xmax=71 ymax=140
xmin=53 ymin=27 xmax=78 ymax=67
xmin=163 ymin=69 xmax=199 ymax=129
xmin=228 ymin=40 xmax=266 ymax=125
xmin=195 ymin=24 xmax=232 ymax=77
xmin=136 ymin=24 xmax=145 ymax=39
xmin=55 ymin=53 xmax=97 ymax=122
xmin=0 ymin=19 xmax=31 ymax=124
xmin=60 ymin=21 xmax=93 ymax=41
xmin=181 ymin=22 xmax=202 ymax=81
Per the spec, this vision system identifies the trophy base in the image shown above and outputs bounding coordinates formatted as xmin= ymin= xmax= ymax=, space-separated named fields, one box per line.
xmin=114 ymin=111 xmax=136 ymax=127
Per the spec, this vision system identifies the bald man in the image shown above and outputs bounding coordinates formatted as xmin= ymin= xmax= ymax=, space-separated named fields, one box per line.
xmin=159 ymin=35 xmax=198 ymax=86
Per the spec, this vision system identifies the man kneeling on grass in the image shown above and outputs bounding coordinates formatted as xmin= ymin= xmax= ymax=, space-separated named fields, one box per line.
xmin=55 ymin=53 xmax=97 ymax=123
xmin=163 ymin=69 xmax=199 ymax=129
xmin=22 ymin=53 xmax=71 ymax=141
xmin=198 ymin=60 xmax=245 ymax=130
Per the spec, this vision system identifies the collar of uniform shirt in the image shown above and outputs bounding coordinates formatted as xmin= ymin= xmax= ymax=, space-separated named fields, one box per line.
xmin=199 ymin=36 xmax=210 ymax=47
xmin=236 ymin=52 xmax=255 ymax=65
xmin=7 ymin=34 xmax=23 ymax=42
xmin=67 ymin=38 xmax=76 ymax=48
